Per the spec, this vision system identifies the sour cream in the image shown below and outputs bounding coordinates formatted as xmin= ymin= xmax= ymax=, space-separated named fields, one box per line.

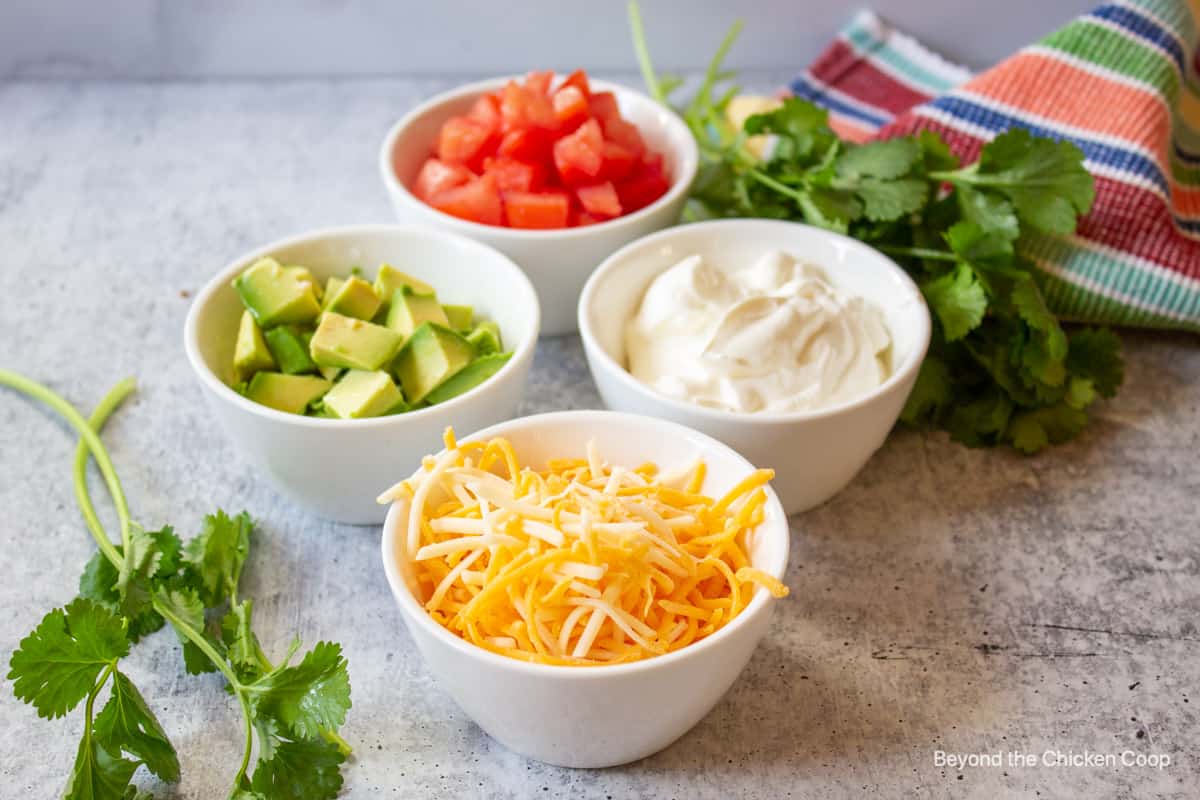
xmin=623 ymin=250 xmax=892 ymax=414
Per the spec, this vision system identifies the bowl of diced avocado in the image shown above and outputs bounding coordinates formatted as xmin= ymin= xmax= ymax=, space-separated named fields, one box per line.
xmin=184 ymin=224 xmax=539 ymax=524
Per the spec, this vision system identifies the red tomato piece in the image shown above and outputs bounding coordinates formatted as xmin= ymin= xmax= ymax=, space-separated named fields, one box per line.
xmin=467 ymin=94 xmax=502 ymax=135
xmin=599 ymin=141 xmax=636 ymax=181
xmin=552 ymin=118 xmax=604 ymax=185
xmin=437 ymin=115 xmax=494 ymax=166
xmin=525 ymin=70 xmax=554 ymax=96
xmin=552 ymin=86 xmax=589 ymax=131
xmin=615 ymin=161 xmax=671 ymax=213
xmin=504 ymin=191 xmax=570 ymax=229
xmin=498 ymin=128 xmax=554 ymax=165
xmin=601 ymin=116 xmax=646 ymax=158
xmin=588 ymin=91 xmax=619 ymax=122
xmin=575 ymin=181 xmax=622 ymax=219
xmin=412 ymin=158 xmax=473 ymax=201
xmin=560 ymin=69 xmax=591 ymax=98
xmin=430 ymin=173 xmax=503 ymax=226
xmin=572 ymin=211 xmax=602 ymax=227
xmin=483 ymin=156 xmax=543 ymax=193
xmin=500 ymin=81 xmax=557 ymax=133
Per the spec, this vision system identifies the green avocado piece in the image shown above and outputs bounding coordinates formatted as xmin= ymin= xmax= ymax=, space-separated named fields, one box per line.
xmin=233 ymin=310 xmax=275 ymax=380
xmin=291 ymin=266 xmax=322 ymax=303
xmin=245 ymin=372 xmax=331 ymax=415
xmin=326 ymin=275 xmax=382 ymax=321
xmin=309 ymin=311 xmax=403 ymax=371
xmin=321 ymin=276 xmax=346 ymax=309
xmin=385 ymin=286 xmax=449 ymax=339
xmin=424 ymin=352 xmax=513 ymax=405
xmin=318 ymin=365 xmax=343 ymax=382
xmin=442 ymin=304 xmax=474 ymax=332
xmin=263 ymin=326 xmax=317 ymax=375
xmin=374 ymin=264 xmax=435 ymax=302
xmin=393 ymin=323 xmax=476 ymax=404
xmin=233 ymin=258 xmax=321 ymax=327
xmin=322 ymin=370 xmax=404 ymax=419
xmin=466 ymin=320 xmax=503 ymax=356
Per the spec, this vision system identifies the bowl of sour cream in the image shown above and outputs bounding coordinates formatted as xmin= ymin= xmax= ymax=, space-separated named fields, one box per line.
xmin=578 ymin=219 xmax=931 ymax=515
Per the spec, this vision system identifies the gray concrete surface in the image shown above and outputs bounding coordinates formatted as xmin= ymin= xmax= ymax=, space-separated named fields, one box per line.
xmin=0 ymin=77 xmax=1197 ymax=799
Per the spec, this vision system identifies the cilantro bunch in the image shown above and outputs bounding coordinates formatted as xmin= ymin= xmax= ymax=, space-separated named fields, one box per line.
xmin=629 ymin=5 xmax=1124 ymax=451
xmin=1 ymin=370 xmax=352 ymax=800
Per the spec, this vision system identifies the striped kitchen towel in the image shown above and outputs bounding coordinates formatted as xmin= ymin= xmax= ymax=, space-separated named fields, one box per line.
xmin=791 ymin=1 xmax=1200 ymax=332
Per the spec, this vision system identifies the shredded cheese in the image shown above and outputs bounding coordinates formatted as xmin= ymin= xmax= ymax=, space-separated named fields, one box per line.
xmin=394 ymin=427 xmax=789 ymax=666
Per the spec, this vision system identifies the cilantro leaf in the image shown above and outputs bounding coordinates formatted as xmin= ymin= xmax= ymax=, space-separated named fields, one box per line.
xmin=948 ymin=390 xmax=1014 ymax=448
xmin=951 ymin=129 xmax=1095 ymax=234
xmin=1011 ymin=276 xmax=1068 ymax=387
xmin=93 ymin=669 xmax=180 ymax=782
xmin=956 ymin=186 xmax=1019 ymax=244
xmin=1007 ymin=403 xmax=1089 ymax=453
xmin=852 ymin=177 xmax=928 ymax=222
xmin=79 ymin=551 xmax=164 ymax=643
xmin=921 ymin=264 xmax=988 ymax=341
xmin=222 ymin=600 xmax=265 ymax=681
xmin=250 ymin=642 xmax=351 ymax=740
xmin=64 ymin=735 xmax=139 ymax=800
xmin=249 ymin=738 xmax=346 ymax=800
xmin=184 ymin=510 xmax=253 ymax=606
xmin=945 ymin=221 xmax=1014 ymax=266
xmin=918 ymin=130 xmax=959 ymax=172
xmin=836 ymin=138 xmax=920 ymax=181
xmin=154 ymin=587 xmax=219 ymax=675
xmin=9 ymin=599 xmax=129 ymax=719
xmin=1067 ymin=327 xmax=1125 ymax=398
xmin=900 ymin=356 xmax=954 ymax=426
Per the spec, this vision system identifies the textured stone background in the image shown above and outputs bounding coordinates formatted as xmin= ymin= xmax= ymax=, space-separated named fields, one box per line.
xmin=1 ymin=78 xmax=1197 ymax=799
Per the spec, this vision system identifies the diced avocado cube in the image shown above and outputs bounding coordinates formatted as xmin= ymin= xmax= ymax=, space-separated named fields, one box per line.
xmin=393 ymin=323 xmax=476 ymax=404
xmin=442 ymin=304 xmax=474 ymax=332
xmin=325 ymin=275 xmax=382 ymax=321
xmin=386 ymin=286 xmax=449 ymax=339
xmin=466 ymin=320 xmax=503 ymax=356
xmin=288 ymin=266 xmax=322 ymax=302
xmin=245 ymin=372 xmax=331 ymax=415
xmin=374 ymin=263 xmax=435 ymax=302
xmin=321 ymin=276 xmax=346 ymax=309
xmin=318 ymin=365 xmax=343 ymax=382
xmin=322 ymin=370 xmax=404 ymax=419
xmin=232 ymin=258 xmax=321 ymax=327
xmin=263 ymin=326 xmax=317 ymax=375
xmin=233 ymin=310 xmax=275 ymax=380
xmin=424 ymin=352 xmax=513 ymax=405
xmin=309 ymin=312 xmax=403 ymax=371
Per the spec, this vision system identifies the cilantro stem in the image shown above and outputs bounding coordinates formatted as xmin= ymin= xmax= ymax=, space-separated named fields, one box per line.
xmin=74 ymin=380 xmax=138 ymax=570
xmin=878 ymin=245 xmax=959 ymax=262
xmin=0 ymin=370 xmax=134 ymax=566
xmin=85 ymin=662 xmax=115 ymax=729
xmin=628 ymin=2 xmax=664 ymax=103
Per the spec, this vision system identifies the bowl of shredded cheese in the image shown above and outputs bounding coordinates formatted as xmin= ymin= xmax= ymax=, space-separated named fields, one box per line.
xmin=378 ymin=410 xmax=790 ymax=768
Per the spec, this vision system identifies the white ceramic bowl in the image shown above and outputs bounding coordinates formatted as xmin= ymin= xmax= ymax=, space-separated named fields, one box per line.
xmin=380 ymin=410 xmax=790 ymax=767
xmin=184 ymin=224 xmax=540 ymax=525
xmin=578 ymin=219 xmax=931 ymax=516
xmin=379 ymin=77 xmax=699 ymax=336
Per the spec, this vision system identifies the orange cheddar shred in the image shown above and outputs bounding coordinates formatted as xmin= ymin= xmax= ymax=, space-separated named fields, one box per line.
xmin=380 ymin=428 xmax=789 ymax=666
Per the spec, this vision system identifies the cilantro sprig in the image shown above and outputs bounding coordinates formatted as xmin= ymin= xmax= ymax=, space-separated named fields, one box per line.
xmin=629 ymin=4 xmax=1123 ymax=451
xmin=1 ymin=369 xmax=352 ymax=799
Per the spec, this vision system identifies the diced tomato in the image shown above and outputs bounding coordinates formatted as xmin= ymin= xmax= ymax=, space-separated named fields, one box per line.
xmin=552 ymin=118 xmax=604 ymax=185
xmin=436 ymin=116 xmax=494 ymax=166
xmin=430 ymin=173 xmax=503 ymax=226
xmin=615 ymin=160 xmax=671 ymax=213
xmin=599 ymin=141 xmax=636 ymax=181
xmin=560 ymin=69 xmax=591 ymax=98
xmin=601 ymin=116 xmax=645 ymax=158
xmin=412 ymin=158 xmax=473 ymax=201
xmin=589 ymin=91 xmax=620 ymax=122
xmin=551 ymin=86 xmax=589 ymax=131
xmin=504 ymin=191 xmax=570 ymax=229
xmin=525 ymin=70 xmax=554 ymax=96
xmin=498 ymin=128 xmax=554 ymax=165
xmin=500 ymin=81 xmax=557 ymax=133
xmin=483 ymin=156 xmax=543 ymax=193
xmin=467 ymin=94 xmax=502 ymax=134
xmin=575 ymin=182 xmax=622 ymax=219
xmin=573 ymin=211 xmax=602 ymax=226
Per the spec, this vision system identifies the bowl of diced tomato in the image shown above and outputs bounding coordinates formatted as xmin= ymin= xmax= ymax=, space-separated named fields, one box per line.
xmin=379 ymin=70 xmax=698 ymax=335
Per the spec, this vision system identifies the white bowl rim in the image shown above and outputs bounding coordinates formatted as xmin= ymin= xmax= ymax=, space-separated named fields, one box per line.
xmin=378 ymin=75 xmax=700 ymax=240
xmin=379 ymin=408 xmax=790 ymax=678
xmin=182 ymin=223 xmax=540 ymax=429
xmin=577 ymin=218 xmax=933 ymax=426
